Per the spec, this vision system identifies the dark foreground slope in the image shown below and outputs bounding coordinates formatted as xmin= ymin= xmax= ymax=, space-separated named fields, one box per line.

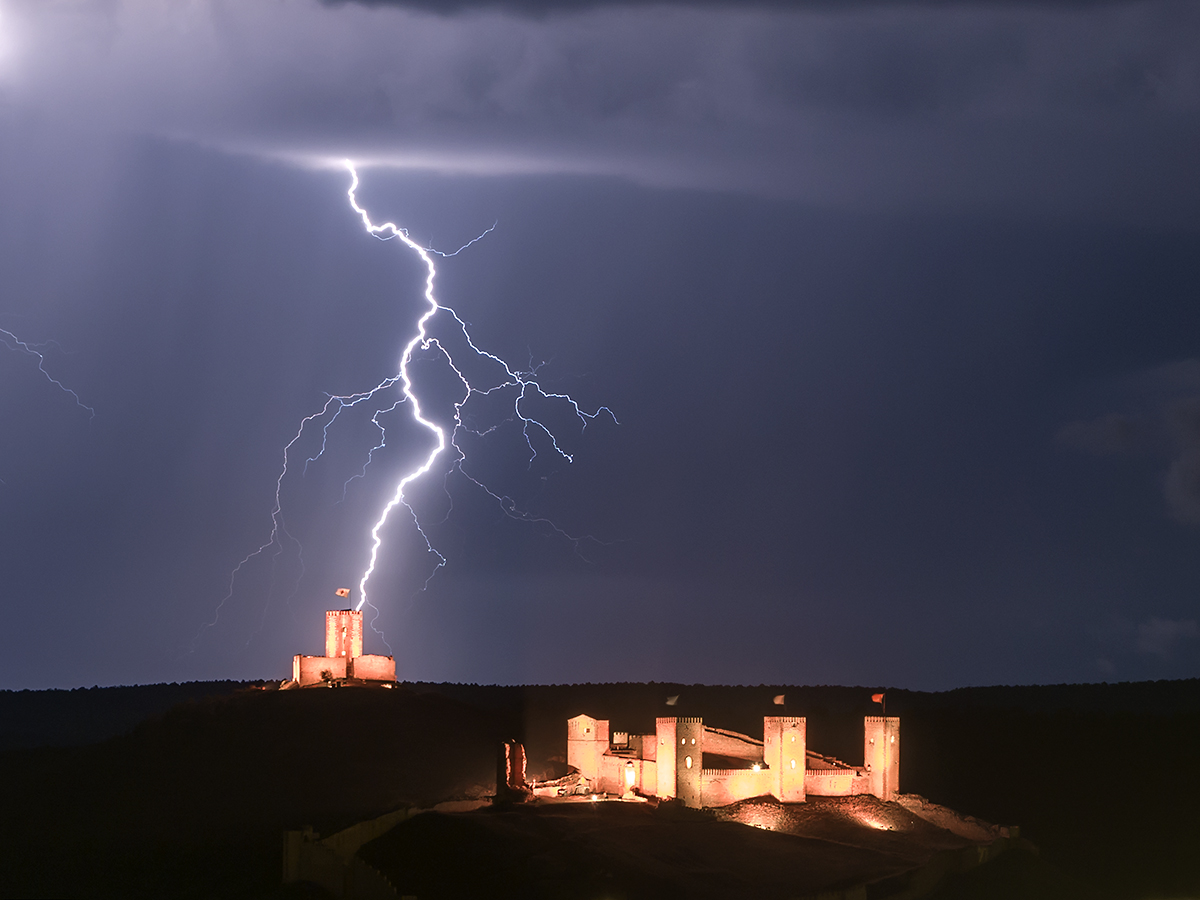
xmin=0 ymin=679 xmax=1196 ymax=899
xmin=0 ymin=686 xmax=503 ymax=899
xmin=359 ymin=796 xmax=1002 ymax=900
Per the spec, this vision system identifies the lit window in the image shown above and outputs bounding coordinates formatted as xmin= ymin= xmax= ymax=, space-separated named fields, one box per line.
xmin=890 ymin=736 xmax=895 ymax=744
xmin=685 ymin=756 xmax=692 ymax=769
xmin=790 ymin=736 xmax=795 ymax=743
xmin=690 ymin=738 xmax=695 ymax=745
xmin=790 ymin=759 xmax=796 ymax=770
xmin=681 ymin=738 xmax=686 ymax=745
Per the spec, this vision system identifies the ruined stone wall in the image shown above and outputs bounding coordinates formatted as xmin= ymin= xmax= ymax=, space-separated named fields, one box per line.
xmin=700 ymin=767 xmax=774 ymax=807
xmin=350 ymin=655 xmax=395 ymax=682
xmin=293 ymin=655 xmax=348 ymax=686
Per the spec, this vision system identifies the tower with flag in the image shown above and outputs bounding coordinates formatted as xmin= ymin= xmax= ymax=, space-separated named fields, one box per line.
xmin=283 ymin=590 xmax=396 ymax=687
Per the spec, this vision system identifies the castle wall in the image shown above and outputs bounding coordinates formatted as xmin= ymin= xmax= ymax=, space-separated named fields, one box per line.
xmin=864 ymin=716 xmax=900 ymax=800
xmin=700 ymin=767 xmax=774 ymax=807
xmin=702 ymin=725 xmax=764 ymax=762
xmin=763 ymin=716 xmax=806 ymax=802
xmin=655 ymin=718 xmax=677 ymax=798
xmin=805 ymin=768 xmax=872 ymax=796
xmin=349 ymin=654 xmax=395 ymax=682
xmin=325 ymin=609 xmax=363 ymax=660
xmin=293 ymin=655 xmax=347 ymax=686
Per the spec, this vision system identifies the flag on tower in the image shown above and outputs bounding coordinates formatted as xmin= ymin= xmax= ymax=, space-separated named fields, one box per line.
xmin=773 ymin=694 xmax=786 ymax=706
xmin=871 ymin=693 xmax=884 ymax=704
xmin=665 ymin=695 xmax=679 ymax=706
xmin=335 ymin=588 xmax=351 ymax=598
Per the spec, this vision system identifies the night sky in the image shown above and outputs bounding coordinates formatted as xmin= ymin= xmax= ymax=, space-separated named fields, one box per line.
xmin=1 ymin=0 xmax=1198 ymax=691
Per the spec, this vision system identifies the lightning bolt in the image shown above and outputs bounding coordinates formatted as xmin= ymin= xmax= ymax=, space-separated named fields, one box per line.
xmin=341 ymin=161 xmax=616 ymax=618
xmin=203 ymin=162 xmax=615 ymax=650
xmin=0 ymin=327 xmax=95 ymax=419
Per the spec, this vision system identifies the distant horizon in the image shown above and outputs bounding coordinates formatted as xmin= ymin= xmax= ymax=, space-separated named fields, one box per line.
xmin=8 ymin=674 xmax=1200 ymax=694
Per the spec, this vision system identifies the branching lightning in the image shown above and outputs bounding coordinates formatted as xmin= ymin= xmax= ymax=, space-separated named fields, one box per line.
xmin=203 ymin=161 xmax=615 ymax=649
xmin=0 ymin=327 xmax=95 ymax=419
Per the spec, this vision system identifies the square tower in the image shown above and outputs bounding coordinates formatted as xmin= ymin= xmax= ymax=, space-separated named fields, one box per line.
xmin=864 ymin=716 xmax=900 ymax=800
xmin=325 ymin=609 xmax=363 ymax=659
xmin=672 ymin=717 xmax=703 ymax=808
xmin=763 ymin=716 xmax=806 ymax=802
xmin=567 ymin=714 xmax=609 ymax=784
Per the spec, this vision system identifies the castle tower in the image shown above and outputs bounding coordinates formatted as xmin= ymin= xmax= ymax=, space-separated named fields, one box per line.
xmin=864 ymin=716 xmax=900 ymax=800
xmin=763 ymin=716 xmax=806 ymax=802
xmin=655 ymin=718 xmax=677 ymax=799
xmin=325 ymin=609 xmax=363 ymax=660
xmin=673 ymin=717 xmax=703 ymax=808
xmin=567 ymin=714 xmax=608 ymax=785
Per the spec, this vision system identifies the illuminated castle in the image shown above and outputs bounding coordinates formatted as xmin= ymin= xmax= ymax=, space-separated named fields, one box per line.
xmin=564 ymin=713 xmax=898 ymax=809
xmin=287 ymin=609 xmax=396 ymax=687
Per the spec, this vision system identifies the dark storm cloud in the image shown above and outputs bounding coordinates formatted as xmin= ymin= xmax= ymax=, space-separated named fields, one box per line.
xmin=323 ymin=0 xmax=1144 ymax=17
xmin=1164 ymin=396 xmax=1200 ymax=521
xmin=3 ymin=0 xmax=1198 ymax=222
xmin=1058 ymin=359 xmax=1200 ymax=524
xmin=1056 ymin=413 xmax=1147 ymax=456
xmin=1136 ymin=616 xmax=1199 ymax=657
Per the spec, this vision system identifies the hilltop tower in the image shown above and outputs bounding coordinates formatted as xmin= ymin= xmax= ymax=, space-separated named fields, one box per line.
xmin=325 ymin=609 xmax=363 ymax=659
xmin=763 ymin=716 xmax=806 ymax=802
xmin=671 ymin=717 xmax=703 ymax=808
xmin=567 ymin=714 xmax=609 ymax=786
xmin=864 ymin=716 xmax=900 ymax=800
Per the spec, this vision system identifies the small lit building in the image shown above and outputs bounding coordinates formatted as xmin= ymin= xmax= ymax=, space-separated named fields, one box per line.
xmin=566 ymin=713 xmax=898 ymax=808
xmin=285 ymin=609 xmax=395 ymax=687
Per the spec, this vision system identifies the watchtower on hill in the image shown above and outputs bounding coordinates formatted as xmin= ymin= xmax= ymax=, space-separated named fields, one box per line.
xmin=285 ymin=608 xmax=395 ymax=687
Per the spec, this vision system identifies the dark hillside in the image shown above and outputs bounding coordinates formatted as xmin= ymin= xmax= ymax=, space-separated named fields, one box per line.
xmin=0 ymin=679 xmax=1196 ymax=898
xmin=0 ymin=685 xmax=504 ymax=898
xmin=0 ymin=680 xmax=261 ymax=751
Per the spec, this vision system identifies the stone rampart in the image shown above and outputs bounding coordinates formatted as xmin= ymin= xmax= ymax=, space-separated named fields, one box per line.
xmin=293 ymin=655 xmax=347 ymax=686
xmin=700 ymin=767 xmax=774 ymax=807
xmin=350 ymin=655 xmax=395 ymax=682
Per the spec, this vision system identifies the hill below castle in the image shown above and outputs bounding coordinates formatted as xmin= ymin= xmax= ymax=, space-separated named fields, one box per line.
xmin=0 ymin=679 xmax=1196 ymax=898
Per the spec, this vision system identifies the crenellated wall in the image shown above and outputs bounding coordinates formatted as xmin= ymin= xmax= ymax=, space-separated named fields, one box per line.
xmin=805 ymin=767 xmax=872 ymax=796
